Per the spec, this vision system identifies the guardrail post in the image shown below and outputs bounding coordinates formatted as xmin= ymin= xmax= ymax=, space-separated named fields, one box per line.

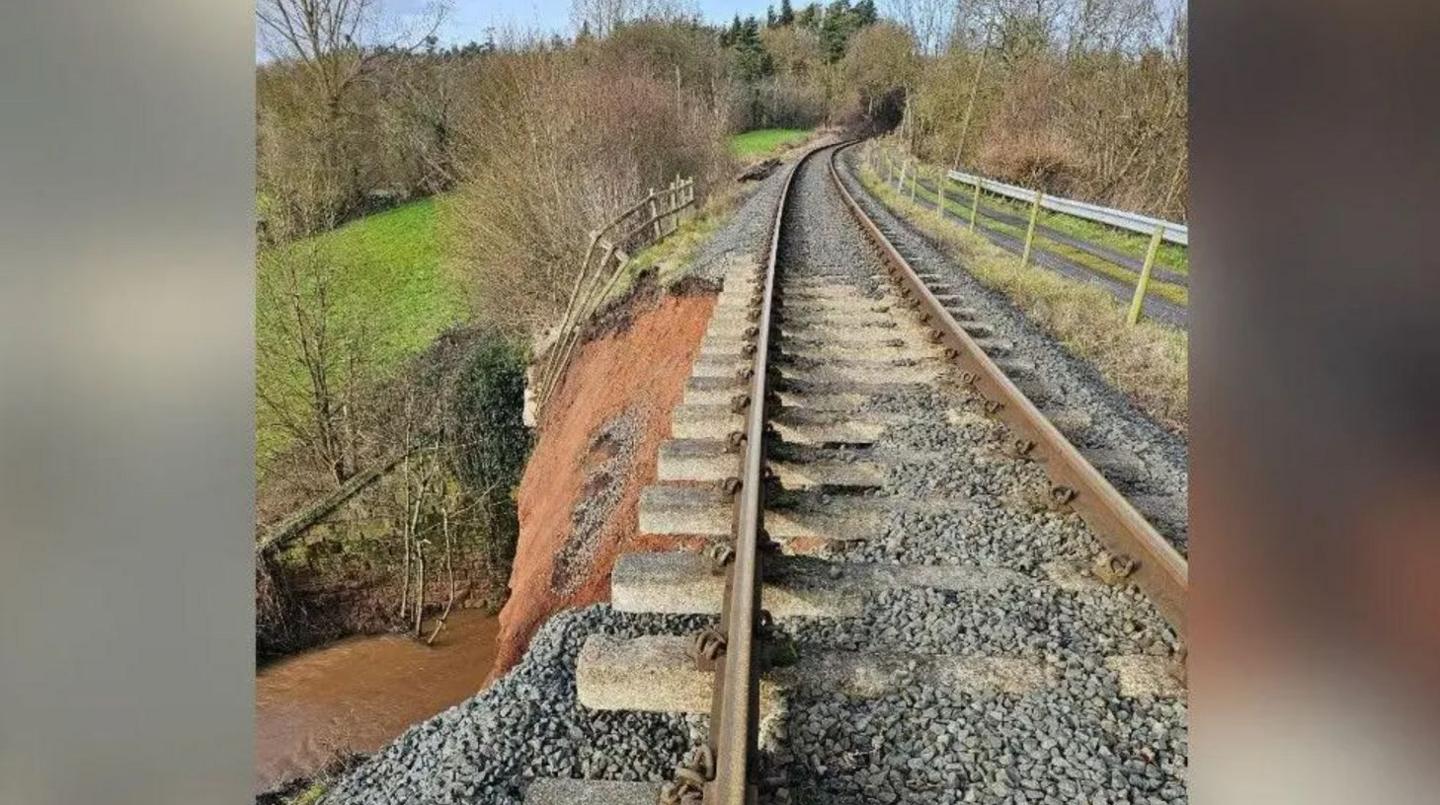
xmin=1019 ymin=189 xmax=1043 ymax=269
xmin=1127 ymin=225 xmax=1165 ymax=325
xmin=969 ymin=179 xmax=981 ymax=231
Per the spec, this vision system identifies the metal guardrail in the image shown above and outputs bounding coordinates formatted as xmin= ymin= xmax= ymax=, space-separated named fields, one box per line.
xmin=946 ymin=168 xmax=1188 ymax=246
xmin=873 ymin=144 xmax=1186 ymax=327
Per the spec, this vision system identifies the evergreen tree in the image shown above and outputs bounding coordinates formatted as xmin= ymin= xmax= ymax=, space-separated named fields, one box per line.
xmin=779 ymin=0 xmax=795 ymax=26
xmin=795 ymin=2 xmax=819 ymax=29
xmin=852 ymin=0 xmax=876 ymax=27
xmin=819 ymin=0 xmax=856 ymax=62
xmin=722 ymin=14 xmax=743 ymax=47
xmin=767 ymin=5 xmax=776 ymax=28
xmin=733 ymin=15 xmax=773 ymax=82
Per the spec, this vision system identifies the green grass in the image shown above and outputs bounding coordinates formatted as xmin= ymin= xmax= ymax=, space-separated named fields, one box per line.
xmin=288 ymin=781 xmax=327 ymax=805
xmin=728 ymin=128 xmax=812 ymax=159
xmin=256 ymin=197 xmax=467 ymax=469
xmin=596 ymin=196 xmax=733 ymax=306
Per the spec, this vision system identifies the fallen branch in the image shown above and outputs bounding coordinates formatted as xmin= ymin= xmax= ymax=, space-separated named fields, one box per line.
xmin=255 ymin=451 xmax=411 ymax=558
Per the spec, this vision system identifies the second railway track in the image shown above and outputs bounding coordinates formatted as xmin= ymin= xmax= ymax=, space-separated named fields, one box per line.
xmin=526 ymin=141 xmax=1189 ymax=805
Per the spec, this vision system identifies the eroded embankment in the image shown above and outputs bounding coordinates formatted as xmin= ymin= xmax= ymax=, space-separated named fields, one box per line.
xmin=490 ymin=282 xmax=717 ymax=678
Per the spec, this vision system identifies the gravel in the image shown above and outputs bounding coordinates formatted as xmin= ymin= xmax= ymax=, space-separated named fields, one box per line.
xmin=324 ymin=144 xmax=1187 ymax=805
xmin=552 ymin=409 xmax=642 ymax=597
xmin=757 ymin=145 xmax=1187 ymax=804
xmin=324 ymin=158 xmax=799 ymax=805
xmin=688 ymin=163 xmax=796 ymax=283
xmin=323 ymin=606 xmax=711 ymax=805
xmin=834 ymin=147 xmax=1190 ymax=554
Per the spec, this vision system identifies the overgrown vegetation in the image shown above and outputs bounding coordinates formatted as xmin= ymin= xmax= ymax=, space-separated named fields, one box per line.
xmin=857 ymin=148 xmax=1187 ymax=430
xmin=898 ymin=0 xmax=1189 ymax=219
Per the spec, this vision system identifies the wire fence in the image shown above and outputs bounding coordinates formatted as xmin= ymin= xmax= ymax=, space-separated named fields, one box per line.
xmin=531 ymin=176 xmax=696 ymax=417
xmin=868 ymin=144 xmax=1189 ymax=328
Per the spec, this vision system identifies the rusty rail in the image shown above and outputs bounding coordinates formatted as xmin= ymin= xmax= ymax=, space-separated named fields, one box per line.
xmin=659 ymin=143 xmax=833 ymax=805
xmin=827 ymin=142 xmax=1188 ymax=634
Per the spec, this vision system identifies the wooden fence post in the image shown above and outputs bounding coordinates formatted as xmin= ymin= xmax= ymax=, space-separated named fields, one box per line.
xmin=1127 ymin=225 xmax=1166 ymax=325
xmin=909 ymin=162 xmax=918 ymax=201
xmin=1019 ymin=189 xmax=1043 ymax=269
xmin=666 ymin=177 xmax=678 ymax=235
xmin=937 ymin=171 xmax=946 ymax=216
xmin=969 ymin=179 xmax=981 ymax=231
xmin=648 ymin=188 xmax=661 ymax=242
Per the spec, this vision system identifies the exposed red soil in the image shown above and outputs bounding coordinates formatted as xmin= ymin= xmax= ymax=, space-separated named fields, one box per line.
xmin=489 ymin=287 xmax=717 ymax=679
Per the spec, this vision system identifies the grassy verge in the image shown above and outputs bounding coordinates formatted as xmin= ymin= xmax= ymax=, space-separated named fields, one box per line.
xmin=904 ymin=176 xmax=1190 ymax=307
xmin=596 ymin=179 xmax=752 ymax=305
xmin=729 ymin=128 xmax=812 ymax=159
xmin=256 ymin=197 xmax=467 ymax=469
xmin=858 ymin=160 xmax=1188 ymax=432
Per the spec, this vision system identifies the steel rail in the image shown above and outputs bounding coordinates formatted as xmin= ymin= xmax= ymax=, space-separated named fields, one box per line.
xmin=696 ymin=142 xmax=833 ymax=805
xmin=829 ymin=142 xmax=1189 ymax=634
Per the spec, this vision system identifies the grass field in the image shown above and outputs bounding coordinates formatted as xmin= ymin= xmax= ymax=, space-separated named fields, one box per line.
xmin=728 ymin=128 xmax=812 ymax=159
xmin=256 ymin=197 xmax=467 ymax=469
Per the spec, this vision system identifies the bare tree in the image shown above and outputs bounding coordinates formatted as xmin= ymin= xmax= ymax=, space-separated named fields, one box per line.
xmin=257 ymin=0 xmax=449 ymax=97
xmin=257 ymin=239 xmax=364 ymax=484
xmin=568 ymin=0 xmax=693 ymax=38
xmin=883 ymin=0 xmax=956 ymax=56
xmin=257 ymin=0 xmax=449 ymax=212
xmin=1065 ymin=0 xmax=1159 ymax=56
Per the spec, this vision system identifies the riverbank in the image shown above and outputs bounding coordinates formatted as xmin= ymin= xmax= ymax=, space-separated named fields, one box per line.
xmin=256 ymin=609 xmax=501 ymax=796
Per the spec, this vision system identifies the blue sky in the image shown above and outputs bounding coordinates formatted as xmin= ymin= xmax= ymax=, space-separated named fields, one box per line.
xmin=389 ymin=0 xmax=780 ymax=46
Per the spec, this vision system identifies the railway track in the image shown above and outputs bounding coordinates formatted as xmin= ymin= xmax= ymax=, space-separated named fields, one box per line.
xmin=526 ymin=141 xmax=1189 ymax=805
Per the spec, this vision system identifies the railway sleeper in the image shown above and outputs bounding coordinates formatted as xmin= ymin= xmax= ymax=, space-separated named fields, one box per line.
xmin=638 ymin=484 xmax=965 ymax=543
xmin=609 ymin=551 xmax=1024 ymax=618
xmin=574 ymin=635 xmax=1050 ymax=716
xmin=669 ymin=403 xmax=889 ymax=443
xmin=657 ymin=439 xmax=884 ymax=490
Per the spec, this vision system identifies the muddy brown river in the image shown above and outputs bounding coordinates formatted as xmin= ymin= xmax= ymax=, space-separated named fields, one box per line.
xmin=255 ymin=610 xmax=500 ymax=794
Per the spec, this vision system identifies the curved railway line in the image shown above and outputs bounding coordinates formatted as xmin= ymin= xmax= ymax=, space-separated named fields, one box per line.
xmin=523 ymin=140 xmax=1189 ymax=805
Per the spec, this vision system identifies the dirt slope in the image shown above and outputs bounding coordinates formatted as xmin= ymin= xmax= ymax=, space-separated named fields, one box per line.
xmin=489 ymin=285 xmax=716 ymax=678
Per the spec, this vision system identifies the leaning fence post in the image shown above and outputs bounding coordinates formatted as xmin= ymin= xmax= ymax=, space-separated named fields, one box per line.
xmin=666 ymin=177 xmax=678 ymax=235
xmin=1019 ymin=188 xmax=1043 ymax=269
xmin=1127 ymin=225 xmax=1166 ymax=325
xmin=969 ymin=179 xmax=981 ymax=231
